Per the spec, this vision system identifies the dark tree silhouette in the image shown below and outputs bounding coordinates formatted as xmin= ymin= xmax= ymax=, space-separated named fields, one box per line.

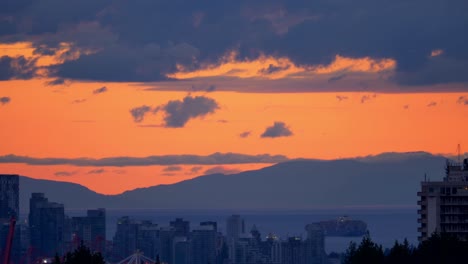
xmin=342 ymin=236 xmax=384 ymax=264
xmin=53 ymin=242 xmax=105 ymax=264
xmin=385 ymin=239 xmax=413 ymax=264
xmin=415 ymin=233 xmax=468 ymax=264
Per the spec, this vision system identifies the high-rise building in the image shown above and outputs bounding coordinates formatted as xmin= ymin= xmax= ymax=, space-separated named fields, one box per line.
xmin=304 ymin=224 xmax=327 ymax=264
xmin=112 ymin=216 xmax=139 ymax=260
xmin=71 ymin=208 xmax=106 ymax=252
xmin=29 ymin=193 xmax=66 ymax=258
xmin=191 ymin=225 xmax=216 ymax=264
xmin=0 ymin=174 xmax=19 ymax=220
xmin=226 ymin=215 xmax=244 ymax=243
xmin=111 ymin=217 xmax=159 ymax=262
xmin=170 ymin=218 xmax=190 ymax=237
xmin=159 ymin=226 xmax=176 ymax=264
xmin=173 ymin=237 xmax=190 ymax=264
xmin=0 ymin=174 xmax=20 ymax=264
xmin=282 ymin=237 xmax=305 ymax=264
xmin=418 ymin=159 xmax=468 ymax=241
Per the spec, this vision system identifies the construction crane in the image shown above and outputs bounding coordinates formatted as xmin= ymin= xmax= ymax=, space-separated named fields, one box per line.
xmin=2 ymin=217 xmax=16 ymax=264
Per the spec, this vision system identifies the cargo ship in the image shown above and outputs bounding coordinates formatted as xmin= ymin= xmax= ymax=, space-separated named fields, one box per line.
xmin=317 ymin=216 xmax=367 ymax=237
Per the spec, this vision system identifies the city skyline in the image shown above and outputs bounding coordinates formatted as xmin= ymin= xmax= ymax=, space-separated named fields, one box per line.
xmin=0 ymin=1 xmax=468 ymax=194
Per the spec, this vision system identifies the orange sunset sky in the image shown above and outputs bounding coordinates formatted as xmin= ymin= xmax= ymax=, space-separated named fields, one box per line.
xmin=1 ymin=1 xmax=467 ymax=194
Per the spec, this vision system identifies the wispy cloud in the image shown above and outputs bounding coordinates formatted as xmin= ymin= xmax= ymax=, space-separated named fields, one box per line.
xmin=336 ymin=95 xmax=348 ymax=102
xmin=93 ymin=86 xmax=108 ymax=95
xmin=0 ymin=153 xmax=288 ymax=167
xmin=427 ymin=101 xmax=437 ymax=107
xmin=72 ymin=99 xmax=87 ymax=104
xmin=88 ymin=169 xmax=106 ymax=174
xmin=163 ymin=166 xmax=183 ymax=172
xmin=54 ymin=170 xmax=79 ymax=177
xmin=360 ymin=94 xmax=377 ymax=104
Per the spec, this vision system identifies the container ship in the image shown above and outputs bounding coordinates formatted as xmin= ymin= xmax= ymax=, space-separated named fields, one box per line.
xmin=317 ymin=216 xmax=368 ymax=237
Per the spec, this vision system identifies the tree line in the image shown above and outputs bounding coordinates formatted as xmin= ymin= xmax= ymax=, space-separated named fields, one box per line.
xmin=343 ymin=233 xmax=468 ymax=264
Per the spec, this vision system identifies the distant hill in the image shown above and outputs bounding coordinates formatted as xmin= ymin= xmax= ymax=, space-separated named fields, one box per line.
xmin=18 ymin=152 xmax=449 ymax=212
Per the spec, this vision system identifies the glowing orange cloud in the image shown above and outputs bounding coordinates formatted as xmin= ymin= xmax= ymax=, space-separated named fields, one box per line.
xmin=0 ymin=42 xmax=93 ymax=68
xmin=169 ymin=52 xmax=396 ymax=80
xmin=430 ymin=49 xmax=444 ymax=57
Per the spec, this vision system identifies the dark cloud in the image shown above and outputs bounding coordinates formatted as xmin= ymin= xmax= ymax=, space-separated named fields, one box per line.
xmin=0 ymin=153 xmax=288 ymax=166
xmin=403 ymin=104 xmax=410 ymax=109
xmin=360 ymin=94 xmax=377 ymax=104
xmin=328 ymin=74 xmax=347 ymax=83
xmin=204 ymin=166 xmax=241 ymax=175
xmin=93 ymin=86 xmax=108 ymax=94
xmin=2 ymin=0 xmax=468 ymax=88
xmin=0 ymin=56 xmax=36 ymax=80
xmin=51 ymin=43 xmax=198 ymax=82
xmin=0 ymin=97 xmax=11 ymax=105
xmin=261 ymin=122 xmax=293 ymax=138
xmin=163 ymin=166 xmax=183 ymax=172
xmin=239 ymin=131 xmax=251 ymax=138
xmin=54 ymin=171 xmax=78 ymax=177
xmin=258 ymin=64 xmax=290 ymax=75
xmin=190 ymin=166 xmax=203 ymax=174
xmin=72 ymin=99 xmax=86 ymax=104
xmin=191 ymin=84 xmax=216 ymax=92
xmin=130 ymin=105 xmax=152 ymax=123
xmin=88 ymin=169 xmax=106 ymax=174
xmin=336 ymin=95 xmax=348 ymax=101
xmin=457 ymin=96 xmax=468 ymax=105
xmin=157 ymin=95 xmax=219 ymax=127
xmin=427 ymin=101 xmax=437 ymax=107
xmin=45 ymin=78 xmax=67 ymax=86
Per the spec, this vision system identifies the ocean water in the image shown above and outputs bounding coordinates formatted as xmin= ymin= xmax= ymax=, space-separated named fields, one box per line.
xmin=67 ymin=206 xmax=418 ymax=254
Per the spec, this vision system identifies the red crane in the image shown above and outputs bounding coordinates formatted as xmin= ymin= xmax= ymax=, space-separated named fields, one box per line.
xmin=2 ymin=217 xmax=16 ymax=264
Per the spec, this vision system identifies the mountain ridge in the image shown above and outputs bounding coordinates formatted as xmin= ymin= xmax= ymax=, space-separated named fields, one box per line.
xmin=17 ymin=151 xmax=451 ymax=212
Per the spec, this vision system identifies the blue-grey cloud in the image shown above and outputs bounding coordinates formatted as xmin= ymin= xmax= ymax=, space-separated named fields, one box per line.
xmin=328 ymin=74 xmax=347 ymax=83
xmin=204 ymin=166 xmax=242 ymax=175
xmin=54 ymin=170 xmax=79 ymax=177
xmin=157 ymin=95 xmax=219 ymax=127
xmin=336 ymin=95 xmax=348 ymax=101
xmin=0 ymin=153 xmax=288 ymax=167
xmin=457 ymin=96 xmax=468 ymax=105
xmin=190 ymin=166 xmax=203 ymax=174
xmin=93 ymin=86 xmax=108 ymax=94
xmin=258 ymin=64 xmax=290 ymax=75
xmin=261 ymin=122 xmax=293 ymax=138
xmin=72 ymin=99 xmax=86 ymax=104
xmin=239 ymin=131 xmax=251 ymax=138
xmin=163 ymin=166 xmax=183 ymax=172
xmin=360 ymin=94 xmax=377 ymax=104
xmin=0 ymin=97 xmax=11 ymax=105
xmin=0 ymin=56 xmax=36 ymax=80
xmin=130 ymin=105 xmax=152 ymax=123
xmin=45 ymin=78 xmax=67 ymax=86
xmin=88 ymin=169 xmax=106 ymax=174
